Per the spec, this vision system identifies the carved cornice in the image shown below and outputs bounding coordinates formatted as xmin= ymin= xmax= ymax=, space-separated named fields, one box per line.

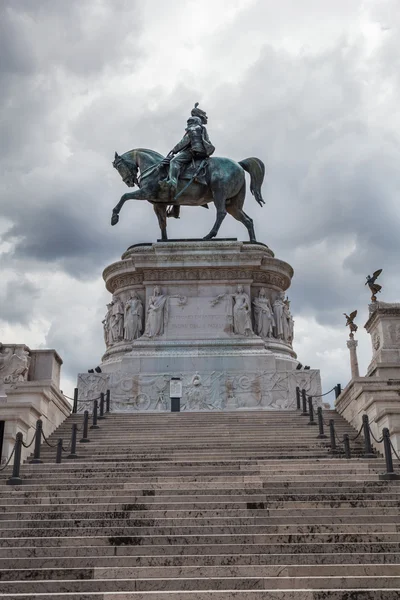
xmin=105 ymin=268 xmax=291 ymax=293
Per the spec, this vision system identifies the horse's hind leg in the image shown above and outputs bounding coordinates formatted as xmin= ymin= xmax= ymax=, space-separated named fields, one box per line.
xmin=203 ymin=189 xmax=227 ymax=240
xmin=226 ymin=184 xmax=256 ymax=242
xmin=153 ymin=204 xmax=168 ymax=240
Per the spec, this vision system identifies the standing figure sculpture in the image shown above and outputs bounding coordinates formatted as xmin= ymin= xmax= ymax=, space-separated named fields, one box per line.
xmin=232 ymin=285 xmax=253 ymax=336
xmin=111 ymin=103 xmax=265 ymax=242
xmin=253 ymin=288 xmax=274 ymax=338
xmin=283 ymin=298 xmax=294 ymax=344
xmin=273 ymin=292 xmax=286 ymax=340
xmin=143 ymin=287 xmax=169 ymax=338
xmin=366 ymin=269 xmax=383 ymax=302
xmin=124 ymin=292 xmax=144 ymax=341
xmin=102 ymin=303 xmax=113 ymax=347
xmin=110 ymin=295 xmax=124 ymax=343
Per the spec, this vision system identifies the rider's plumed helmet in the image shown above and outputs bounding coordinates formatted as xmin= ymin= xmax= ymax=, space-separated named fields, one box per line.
xmin=191 ymin=102 xmax=208 ymax=124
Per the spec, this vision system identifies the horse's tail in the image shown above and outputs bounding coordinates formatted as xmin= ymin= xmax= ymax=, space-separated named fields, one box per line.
xmin=239 ymin=157 xmax=266 ymax=206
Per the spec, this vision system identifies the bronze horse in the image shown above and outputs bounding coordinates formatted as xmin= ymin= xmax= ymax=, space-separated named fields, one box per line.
xmin=111 ymin=148 xmax=265 ymax=242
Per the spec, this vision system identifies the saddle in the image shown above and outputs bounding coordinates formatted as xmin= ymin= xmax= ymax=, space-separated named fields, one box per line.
xmin=180 ymin=158 xmax=208 ymax=186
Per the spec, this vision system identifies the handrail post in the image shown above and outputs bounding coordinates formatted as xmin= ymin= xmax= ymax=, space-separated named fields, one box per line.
xmin=106 ymin=390 xmax=111 ymax=413
xmin=296 ymin=387 xmax=301 ymax=410
xmin=329 ymin=419 xmax=337 ymax=452
xmin=98 ymin=393 xmax=105 ymax=419
xmin=362 ymin=414 xmax=376 ymax=458
xmin=301 ymin=389 xmax=308 ymax=416
xmin=307 ymin=397 xmax=317 ymax=426
xmin=380 ymin=428 xmax=400 ymax=480
xmin=56 ymin=439 xmax=63 ymax=464
xmin=80 ymin=411 xmax=90 ymax=443
xmin=73 ymin=388 xmax=78 ymax=414
xmin=30 ymin=419 xmax=43 ymax=464
xmin=334 ymin=384 xmax=342 ymax=399
xmin=317 ymin=407 xmax=327 ymax=439
xmin=67 ymin=424 xmax=78 ymax=459
xmin=7 ymin=432 xmax=23 ymax=485
xmin=90 ymin=399 xmax=100 ymax=429
xmin=343 ymin=434 xmax=351 ymax=459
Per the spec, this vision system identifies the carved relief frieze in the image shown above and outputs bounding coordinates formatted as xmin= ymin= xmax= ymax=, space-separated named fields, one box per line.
xmin=77 ymin=368 xmax=321 ymax=413
xmin=108 ymin=273 xmax=144 ymax=292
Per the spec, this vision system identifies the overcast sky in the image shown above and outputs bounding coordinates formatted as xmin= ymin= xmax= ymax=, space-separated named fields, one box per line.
xmin=1 ymin=0 xmax=399 ymax=401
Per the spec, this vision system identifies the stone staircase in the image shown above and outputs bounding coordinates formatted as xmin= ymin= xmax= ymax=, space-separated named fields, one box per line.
xmin=0 ymin=409 xmax=399 ymax=599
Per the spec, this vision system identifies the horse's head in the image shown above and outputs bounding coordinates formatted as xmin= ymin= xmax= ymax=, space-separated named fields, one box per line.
xmin=112 ymin=152 xmax=138 ymax=187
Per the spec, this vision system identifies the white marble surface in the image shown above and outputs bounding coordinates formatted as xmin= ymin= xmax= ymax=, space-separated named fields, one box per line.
xmin=77 ymin=241 xmax=321 ymax=412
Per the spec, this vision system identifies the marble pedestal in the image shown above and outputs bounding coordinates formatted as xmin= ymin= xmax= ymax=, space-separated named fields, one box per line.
xmin=77 ymin=240 xmax=321 ymax=411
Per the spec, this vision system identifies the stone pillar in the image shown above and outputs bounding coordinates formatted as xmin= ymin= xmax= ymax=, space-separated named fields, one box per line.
xmin=364 ymin=301 xmax=400 ymax=377
xmin=346 ymin=338 xmax=359 ymax=379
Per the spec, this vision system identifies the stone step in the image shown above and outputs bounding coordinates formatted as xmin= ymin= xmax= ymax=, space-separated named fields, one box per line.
xmin=2 ymin=562 xmax=400 ymax=582
xmin=0 ymin=591 xmax=399 ymax=600
xmin=2 ymin=551 xmax=400 ymax=569
xmin=1 ymin=521 xmax=398 ymax=535
xmin=2 ymin=574 xmax=400 ymax=594
xmin=2 ymin=541 xmax=400 ymax=559
xmin=4 ymin=506 xmax=400 ymax=518
xmin=2 ymin=532 xmax=400 ymax=545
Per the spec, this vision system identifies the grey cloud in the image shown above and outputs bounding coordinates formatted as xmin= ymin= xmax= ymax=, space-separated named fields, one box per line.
xmin=0 ymin=277 xmax=40 ymax=325
xmin=1 ymin=0 xmax=400 ymax=393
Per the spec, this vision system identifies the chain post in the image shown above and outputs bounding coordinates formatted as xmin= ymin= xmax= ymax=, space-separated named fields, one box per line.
xmin=29 ymin=419 xmax=43 ymax=464
xmin=380 ymin=428 xmax=400 ymax=480
xmin=67 ymin=424 xmax=78 ymax=459
xmin=80 ymin=410 xmax=90 ymax=443
xmin=329 ymin=419 xmax=337 ymax=452
xmin=343 ymin=434 xmax=351 ymax=459
xmin=301 ymin=389 xmax=308 ymax=416
xmin=56 ymin=439 xmax=63 ymax=464
xmin=72 ymin=388 xmax=78 ymax=414
xmin=296 ymin=387 xmax=301 ymax=410
xmin=317 ymin=407 xmax=327 ymax=439
xmin=334 ymin=384 xmax=342 ymax=399
xmin=307 ymin=397 xmax=317 ymax=426
xmin=98 ymin=393 xmax=105 ymax=419
xmin=106 ymin=389 xmax=111 ymax=413
xmin=7 ymin=432 xmax=23 ymax=485
xmin=90 ymin=399 xmax=100 ymax=429
xmin=362 ymin=414 xmax=376 ymax=458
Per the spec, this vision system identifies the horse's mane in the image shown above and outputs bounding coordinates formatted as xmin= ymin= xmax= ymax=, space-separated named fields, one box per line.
xmin=123 ymin=148 xmax=164 ymax=162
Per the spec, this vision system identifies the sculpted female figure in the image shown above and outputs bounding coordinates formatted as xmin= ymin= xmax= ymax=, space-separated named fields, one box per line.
xmin=124 ymin=292 xmax=144 ymax=341
xmin=283 ymin=298 xmax=294 ymax=344
xmin=253 ymin=288 xmax=274 ymax=338
xmin=273 ymin=292 xmax=285 ymax=339
xmin=233 ymin=285 xmax=253 ymax=336
xmin=102 ymin=303 xmax=113 ymax=347
xmin=143 ymin=286 xmax=169 ymax=338
xmin=110 ymin=295 xmax=124 ymax=343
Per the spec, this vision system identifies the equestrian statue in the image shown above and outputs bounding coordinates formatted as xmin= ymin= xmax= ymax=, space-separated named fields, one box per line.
xmin=111 ymin=103 xmax=266 ymax=242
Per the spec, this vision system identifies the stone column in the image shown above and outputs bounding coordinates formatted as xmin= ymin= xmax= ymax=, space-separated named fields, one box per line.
xmin=346 ymin=338 xmax=359 ymax=379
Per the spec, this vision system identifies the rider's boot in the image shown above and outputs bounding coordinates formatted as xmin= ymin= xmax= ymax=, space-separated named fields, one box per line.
xmin=167 ymin=162 xmax=180 ymax=194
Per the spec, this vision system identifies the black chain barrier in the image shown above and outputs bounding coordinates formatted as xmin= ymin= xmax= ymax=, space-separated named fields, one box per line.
xmin=297 ymin=387 xmax=377 ymax=460
xmin=3 ymin=393 xmax=109 ymax=481
xmin=297 ymin=386 xmax=400 ymax=480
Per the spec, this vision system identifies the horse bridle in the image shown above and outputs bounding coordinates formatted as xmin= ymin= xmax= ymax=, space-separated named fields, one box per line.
xmin=115 ymin=156 xmax=138 ymax=186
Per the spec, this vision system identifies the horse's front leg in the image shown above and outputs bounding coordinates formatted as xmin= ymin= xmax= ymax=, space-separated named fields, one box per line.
xmin=153 ymin=203 xmax=168 ymax=240
xmin=111 ymin=190 xmax=147 ymax=226
xmin=203 ymin=190 xmax=227 ymax=240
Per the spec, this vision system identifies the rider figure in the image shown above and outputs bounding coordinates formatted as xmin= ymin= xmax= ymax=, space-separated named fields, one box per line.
xmin=164 ymin=103 xmax=215 ymax=193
